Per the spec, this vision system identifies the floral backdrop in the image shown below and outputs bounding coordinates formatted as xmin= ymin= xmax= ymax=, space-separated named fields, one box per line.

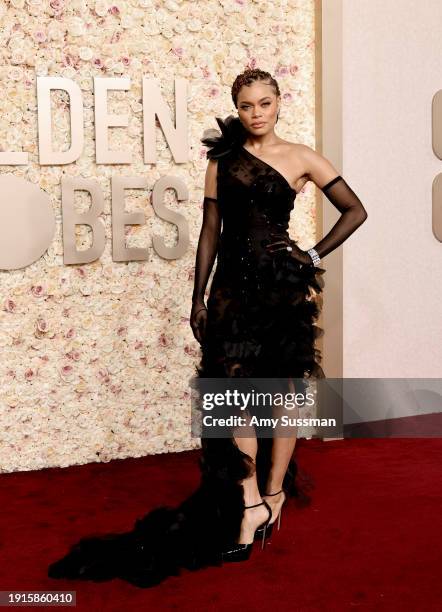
xmin=0 ymin=0 xmax=317 ymax=472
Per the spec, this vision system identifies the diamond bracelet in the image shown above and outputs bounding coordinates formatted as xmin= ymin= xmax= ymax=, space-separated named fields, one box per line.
xmin=307 ymin=247 xmax=321 ymax=266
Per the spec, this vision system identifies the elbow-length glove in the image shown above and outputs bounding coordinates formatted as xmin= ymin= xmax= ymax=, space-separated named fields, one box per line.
xmin=190 ymin=196 xmax=221 ymax=344
xmin=266 ymin=176 xmax=368 ymax=264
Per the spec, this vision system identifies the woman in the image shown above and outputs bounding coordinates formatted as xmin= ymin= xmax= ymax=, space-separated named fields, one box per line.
xmin=47 ymin=68 xmax=367 ymax=587
xmin=190 ymin=68 xmax=367 ymax=561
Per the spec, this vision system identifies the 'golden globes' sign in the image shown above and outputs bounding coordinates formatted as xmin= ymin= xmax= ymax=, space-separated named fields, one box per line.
xmin=0 ymin=77 xmax=190 ymax=271
xmin=431 ymin=90 xmax=442 ymax=242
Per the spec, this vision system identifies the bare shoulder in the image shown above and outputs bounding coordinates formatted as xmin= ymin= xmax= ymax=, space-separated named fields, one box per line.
xmin=278 ymin=142 xmax=314 ymax=192
xmin=288 ymin=143 xmax=341 ymax=188
xmin=284 ymin=142 xmax=311 ymax=169
xmin=284 ymin=142 xmax=323 ymax=168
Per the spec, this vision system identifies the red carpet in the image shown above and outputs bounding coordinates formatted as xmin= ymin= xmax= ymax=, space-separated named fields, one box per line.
xmin=0 ymin=438 xmax=441 ymax=611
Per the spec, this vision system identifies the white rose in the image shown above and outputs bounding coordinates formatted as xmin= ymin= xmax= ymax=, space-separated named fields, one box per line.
xmin=79 ymin=76 xmax=92 ymax=89
xmin=164 ymin=0 xmax=180 ymax=11
xmin=138 ymin=0 xmax=153 ymax=10
xmin=47 ymin=22 xmax=64 ymax=41
xmin=79 ymin=47 xmax=93 ymax=61
xmin=8 ymin=66 xmax=22 ymax=81
xmin=94 ymin=0 xmax=109 ymax=17
xmin=110 ymin=61 xmax=124 ymax=74
xmin=121 ymin=15 xmax=134 ymax=29
xmin=68 ymin=17 xmax=85 ymax=37
xmin=187 ymin=18 xmax=201 ymax=32
xmin=61 ymin=66 xmax=76 ymax=79
xmin=10 ymin=50 xmax=26 ymax=65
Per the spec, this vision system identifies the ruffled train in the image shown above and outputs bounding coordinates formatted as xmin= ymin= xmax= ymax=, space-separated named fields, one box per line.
xmin=47 ymin=256 xmax=323 ymax=588
xmin=47 ymin=438 xmax=311 ymax=588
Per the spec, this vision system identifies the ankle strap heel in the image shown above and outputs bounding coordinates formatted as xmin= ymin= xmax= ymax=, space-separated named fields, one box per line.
xmin=222 ymin=499 xmax=272 ymax=562
xmin=244 ymin=500 xmax=268 ymax=509
xmin=264 ymin=489 xmax=284 ymax=497
xmin=263 ymin=489 xmax=286 ymax=531
xmin=244 ymin=499 xmax=272 ymax=549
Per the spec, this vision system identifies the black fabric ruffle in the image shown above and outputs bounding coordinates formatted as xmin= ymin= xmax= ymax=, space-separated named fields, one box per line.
xmin=196 ymin=253 xmax=326 ymax=382
xmin=47 ymin=439 xmax=253 ymax=588
xmin=47 ymin=439 xmax=309 ymax=588
xmin=200 ymin=114 xmax=248 ymax=160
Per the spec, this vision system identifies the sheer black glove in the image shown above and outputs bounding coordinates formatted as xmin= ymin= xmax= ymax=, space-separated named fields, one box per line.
xmin=265 ymin=232 xmax=312 ymax=264
xmin=190 ymin=302 xmax=208 ymax=344
xmin=266 ymin=176 xmax=367 ymax=264
xmin=190 ymin=195 xmax=221 ymax=344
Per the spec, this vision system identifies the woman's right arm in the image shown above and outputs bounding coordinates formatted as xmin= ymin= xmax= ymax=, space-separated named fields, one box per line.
xmin=190 ymin=159 xmax=221 ymax=344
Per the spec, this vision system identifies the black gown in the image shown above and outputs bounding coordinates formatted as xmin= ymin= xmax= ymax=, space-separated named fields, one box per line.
xmin=47 ymin=116 xmax=327 ymax=588
xmin=196 ymin=121 xmax=325 ymax=382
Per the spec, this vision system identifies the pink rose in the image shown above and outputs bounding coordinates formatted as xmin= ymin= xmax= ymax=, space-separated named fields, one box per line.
xmin=4 ymin=299 xmax=16 ymax=313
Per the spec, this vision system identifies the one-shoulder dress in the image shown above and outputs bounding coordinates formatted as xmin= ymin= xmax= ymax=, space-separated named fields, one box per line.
xmin=47 ymin=116 xmax=326 ymax=588
xmin=197 ymin=123 xmax=325 ymax=382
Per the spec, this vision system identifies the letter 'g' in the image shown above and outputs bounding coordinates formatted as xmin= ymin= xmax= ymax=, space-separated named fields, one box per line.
xmin=0 ymin=175 xmax=55 ymax=270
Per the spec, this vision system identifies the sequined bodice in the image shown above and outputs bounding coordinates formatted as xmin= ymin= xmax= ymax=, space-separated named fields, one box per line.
xmin=215 ymin=146 xmax=296 ymax=285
